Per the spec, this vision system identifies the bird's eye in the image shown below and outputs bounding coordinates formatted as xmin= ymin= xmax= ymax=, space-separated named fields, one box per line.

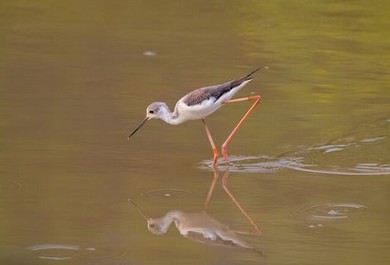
xmin=149 ymin=110 xmax=154 ymax=114
xmin=149 ymin=224 xmax=155 ymax=228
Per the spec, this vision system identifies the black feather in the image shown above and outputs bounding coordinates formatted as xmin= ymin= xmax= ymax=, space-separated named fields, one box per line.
xmin=183 ymin=67 xmax=267 ymax=106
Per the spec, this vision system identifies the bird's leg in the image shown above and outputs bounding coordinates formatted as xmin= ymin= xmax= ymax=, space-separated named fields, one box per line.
xmin=221 ymin=168 xmax=262 ymax=235
xmin=221 ymin=95 xmax=261 ymax=163
xmin=201 ymin=118 xmax=219 ymax=165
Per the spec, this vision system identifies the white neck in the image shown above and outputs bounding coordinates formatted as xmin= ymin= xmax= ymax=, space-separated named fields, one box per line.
xmin=158 ymin=106 xmax=184 ymax=125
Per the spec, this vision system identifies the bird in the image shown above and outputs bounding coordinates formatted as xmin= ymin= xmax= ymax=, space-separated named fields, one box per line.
xmin=128 ymin=66 xmax=267 ymax=165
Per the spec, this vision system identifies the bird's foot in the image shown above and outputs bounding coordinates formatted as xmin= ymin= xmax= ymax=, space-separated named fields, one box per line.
xmin=221 ymin=146 xmax=231 ymax=165
xmin=211 ymin=148 xmax=219 ymax=166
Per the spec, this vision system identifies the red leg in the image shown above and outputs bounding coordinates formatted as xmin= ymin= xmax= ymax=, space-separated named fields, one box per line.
xmin=202 ymin=118 xmax=219 ymax=165
xmin=221 ymin=95 xmax=261 ymax=163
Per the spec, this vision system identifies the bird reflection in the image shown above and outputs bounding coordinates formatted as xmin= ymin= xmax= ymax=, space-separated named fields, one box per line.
xmin=129 ymin=167 xmax=262 ymax=254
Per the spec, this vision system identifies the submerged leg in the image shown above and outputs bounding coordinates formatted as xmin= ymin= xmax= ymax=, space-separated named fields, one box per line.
xmin=221 ymin=95 xmax=261 ymax=163
xmin=202 ymin=118 xmax=219 ymax=165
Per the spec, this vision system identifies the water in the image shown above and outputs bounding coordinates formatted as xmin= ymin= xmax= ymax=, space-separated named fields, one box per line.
xmin=1 ymin=0 xmax=390 ymax=264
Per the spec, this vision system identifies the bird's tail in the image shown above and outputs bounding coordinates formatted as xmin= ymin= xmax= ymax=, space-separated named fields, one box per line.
xmin=228 ymin=65 xmax=269 ymax=90
xmin=244 ymin=66 xmax=269 ymax=81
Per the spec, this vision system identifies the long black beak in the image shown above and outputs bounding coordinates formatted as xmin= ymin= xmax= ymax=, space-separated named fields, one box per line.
xmin=128 ymin=198 xmax=149 ymax=220
xmin=128 ymin=117 xmax=149 ymax=140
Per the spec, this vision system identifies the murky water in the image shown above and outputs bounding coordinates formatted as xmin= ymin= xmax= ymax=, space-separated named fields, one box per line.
xmin=1 ymin=1 xmax=390 ymax=264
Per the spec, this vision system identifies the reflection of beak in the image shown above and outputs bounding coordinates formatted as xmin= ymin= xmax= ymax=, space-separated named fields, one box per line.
xmin=128 ymin=198 xmax=149 ymax=221
xmin=128 ymin=117 xmax=149 ymax=140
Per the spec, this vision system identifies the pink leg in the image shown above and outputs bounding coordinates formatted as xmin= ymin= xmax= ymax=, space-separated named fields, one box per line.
xmin=221 ymin=95 xmax=261 ymax=163
xmin=202 ymin=118 xmax=219 ymax=165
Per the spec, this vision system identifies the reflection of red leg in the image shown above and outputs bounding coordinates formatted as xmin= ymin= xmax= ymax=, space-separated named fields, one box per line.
xmin=221 ymin=95 xmax=261 ymax=163
xmin=204 ymin=166 xmax=219 ymax=211
xmin=221 ymin=169 xmax=262 ymax=235
xmin=202 ymin=118 xmax=219 ymax=165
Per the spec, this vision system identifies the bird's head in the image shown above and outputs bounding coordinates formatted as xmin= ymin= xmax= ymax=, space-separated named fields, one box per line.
xmin=128 ymin=102 xmax=169 ymax=139
xmin=145 ymin=102 xmax=169 ymax=120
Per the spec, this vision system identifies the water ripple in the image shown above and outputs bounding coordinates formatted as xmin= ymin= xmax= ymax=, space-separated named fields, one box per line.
xmin=286 ymin=161 xmax=390 ymax=176
xmin=199 ymin=133 xmax=390 ymax=176
xmin=294 ymin=203 xmax=367 ymax=220
xmin=142 ymin=188 xmax=192 ymax=199
xmin=26 ymin=244 xmax=129 ymax=262
xmin=82 ymin=247 xmax=129 ymax=261
xmin=200 ymin=155 xmax=301 ymax=173
xmin=26 ymin=244 xmax=80 ymax=260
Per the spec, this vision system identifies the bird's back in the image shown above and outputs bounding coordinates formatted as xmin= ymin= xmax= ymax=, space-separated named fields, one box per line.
xmin=172 ymin=67 xmax=263 ymax=122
